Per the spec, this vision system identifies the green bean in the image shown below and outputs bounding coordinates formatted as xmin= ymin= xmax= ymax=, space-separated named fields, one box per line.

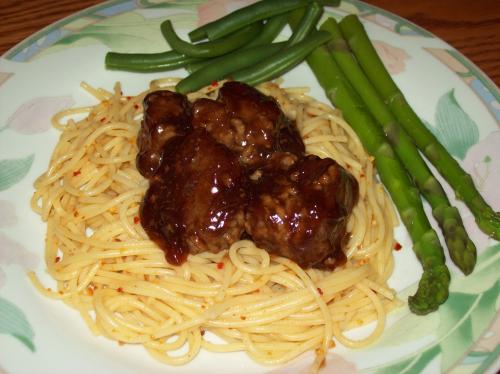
xmin=285 ymin=2 xmax=323 ymax=46
xmin=246 ymin=12 xmax=289 ymax=47
xmin=185 ymin=13 xmax=289 ymax=74
xmin=231 ymin=30 xmax=332 ymax=86
xmin=161 ymin=20 xmax=262 ymax=58
xmin=185 ymin=59 xmax=211 ymax=74
xmin=105 ymin=50 xmax=200 ymax=72
xmin=176 ymin=43 xmax=286 ymax=94
xmin=189 ymin=0 xmax=339 ymax=42
xmin=188 ymin=26 xmax=208 ymax=43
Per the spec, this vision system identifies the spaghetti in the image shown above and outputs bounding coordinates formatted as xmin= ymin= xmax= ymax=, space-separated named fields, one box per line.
xmin=30 ymin=78 xmax=401 ymax=368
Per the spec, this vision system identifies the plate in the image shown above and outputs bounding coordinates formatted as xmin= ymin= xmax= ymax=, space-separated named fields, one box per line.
xmin=0 ymin=1 xmax=498 ymax=373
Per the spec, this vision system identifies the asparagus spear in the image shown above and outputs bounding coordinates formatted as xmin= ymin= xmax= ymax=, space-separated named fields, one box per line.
xmin=339 ymin=15 xmax=500 ymax=241
xmin=321 ymin=18 xmax=476 ymax=275
xmin=288 ymin=12 xmax=450 ymax=315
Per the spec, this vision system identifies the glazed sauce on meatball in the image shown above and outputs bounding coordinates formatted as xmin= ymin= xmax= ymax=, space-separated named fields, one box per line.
xmin=137 ymin=82 xmax=358 ymax=268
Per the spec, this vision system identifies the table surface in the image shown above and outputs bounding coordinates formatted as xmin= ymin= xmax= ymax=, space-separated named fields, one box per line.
xmin=1 ymin=0 xmax=499 ymax=87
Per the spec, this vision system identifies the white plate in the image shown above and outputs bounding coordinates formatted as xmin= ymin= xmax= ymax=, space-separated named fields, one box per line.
xmin=0 ymin=1 xmax=498 ymax=373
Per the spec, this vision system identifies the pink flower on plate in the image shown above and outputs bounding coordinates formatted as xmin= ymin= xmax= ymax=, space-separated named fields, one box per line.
xmin=0 ymin=200 xmax=17 ymax=227
xmin=197 ymin=0 xmax=257 ymax=26
xmin=7 ymin=95 xmax=74 ymax=134
xmin=439 ymin=131 xmax=499 ymax=253
xmin=459 ymin=131 xmax=500 ymax=250
xmin=0 ymin=233 xmax=39 ymax=288
xmin=473 ymin=315 xmax=500 ymax=352
xmin=372 ymin=40 xmax=410 ymax=75
xmin=463 ymin=131 xmax=500 ymax=209
xmin=0 ymin=72 xmax=14 ymax=88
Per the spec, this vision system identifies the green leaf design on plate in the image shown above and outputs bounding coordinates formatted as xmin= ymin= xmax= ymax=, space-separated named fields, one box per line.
xmin=374 ymin=306 xmax=439 ymax=349
xmin=0 ymin=154 xmax=34 ymax=191
xmin=471 ymin=344 xmax=500 ymax=374
xmin=463 ymin=350 xmax=491 ymax=365
xmin=368 ymin=244 xmax=500 ymax=373
xmin=54 ymin=11 xmax=197 ymax=53
xmin=427 ymin=89 xmax=479 ymax=160
xmin=437 ymin=280 xmax=499 ymax=370
xmin=0 ymin=296 xmax=35 ymax=352
xmin=374 ymin=345 xmax=441 ymax=374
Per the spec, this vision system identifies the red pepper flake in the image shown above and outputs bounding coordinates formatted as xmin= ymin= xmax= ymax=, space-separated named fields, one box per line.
xmin=117 ymin=287 xmax=123 ymax=293
xmin=211 ymin=81 xmax=219 ymax=87
xmin=73 ymin=211 xmax=79 ymax=217
xmin=73 ymin=170 xmax=81 ymax=176
xmin=133 ymin=216 xmax=140 ymax=224
xmin=126 ymin=96 xmax=132 ymax=100
xmin=359 ymin=171 xmax=365 ymax=178
xmin=134 ymin=104 xmax=140 ymax=110
xmin=87 ymin=286 xmax=94 ymax=296
xmin=317 ymin=287 xmax=324 ymax=296
xmin=217 ymin=262 xmax=224 ymax=269
xmin=100 ymin=117 xmax=107 ymax=123
xmin=394 ymin=242 xmax=402 ymax=251
xmin=200 ymin=329 xmax=205 ymax=336
xmin=55 ymin=256 xmax=61 ymax=263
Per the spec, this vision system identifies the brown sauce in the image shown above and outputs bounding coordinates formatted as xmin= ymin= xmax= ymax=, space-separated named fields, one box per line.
xmin=137 ymin=82 xmax=358 ymax=269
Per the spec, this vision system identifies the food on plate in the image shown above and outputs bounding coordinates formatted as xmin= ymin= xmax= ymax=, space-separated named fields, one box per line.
xmin=103 ymin=0 xmax=498 ymax=317
xmin=28 ymin=0 xmax=498 ymax=369
xmin=322 ymin=18 xmax=477 ymax=275
xmin=141 ymin=127 xmax=248 ymax=264
xmin=30 ymin=77 xmax=400 ymax=368
xmin=338 ymin=15 xmax=500 ymax=241
xmin=187 ymin=0 xmax=339 ymax=42
xmin=289 ymin=10 xmax=494 ymax=314
xmin=245 ymin=153 xmax=358 ymax=269
xmin=291 ymin=15 xmax=451 ymax=314
xmin=190 ymin=81 xmax=305 ymax=169
xmin=136 ymin=90 xmax=192 ymax=178
xmin=106 ymin=1 xmax=335 ymax=93
xmin=138 ymin=82 xmax=358 ymax=270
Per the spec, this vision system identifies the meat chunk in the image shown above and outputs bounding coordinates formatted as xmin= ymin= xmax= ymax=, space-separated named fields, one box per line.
xmin=136 ymin=90 xmax=191 ymax=178
xmin=192 ymin=82 xmax=304 ymax=169
xmin=138 ymin=82 xmax=359 ymax=269
xmin=140 ymin=129 xmax=247 ymax=265
xmin=245 ymin=155 xmax=359 ymax=269
xmin=191 ymin=98 xmax=235 ymax=149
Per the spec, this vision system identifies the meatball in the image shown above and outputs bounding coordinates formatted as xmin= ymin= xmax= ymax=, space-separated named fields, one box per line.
xmin=136 ymin=90 xmax=191 ymax=178
xmin=192 ymin=82 xmax=304 ymax=169
xmin=138 ymin=82 xmax=359 ymax=269
xmin=140 ymin=129 xmax=247 ymax=265
xmin=245 ymin=155 xmax=359 ymax=269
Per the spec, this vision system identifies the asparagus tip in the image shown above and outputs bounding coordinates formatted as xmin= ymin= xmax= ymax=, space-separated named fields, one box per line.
xmin=408 ymin=265 xmax=450 ymax=315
